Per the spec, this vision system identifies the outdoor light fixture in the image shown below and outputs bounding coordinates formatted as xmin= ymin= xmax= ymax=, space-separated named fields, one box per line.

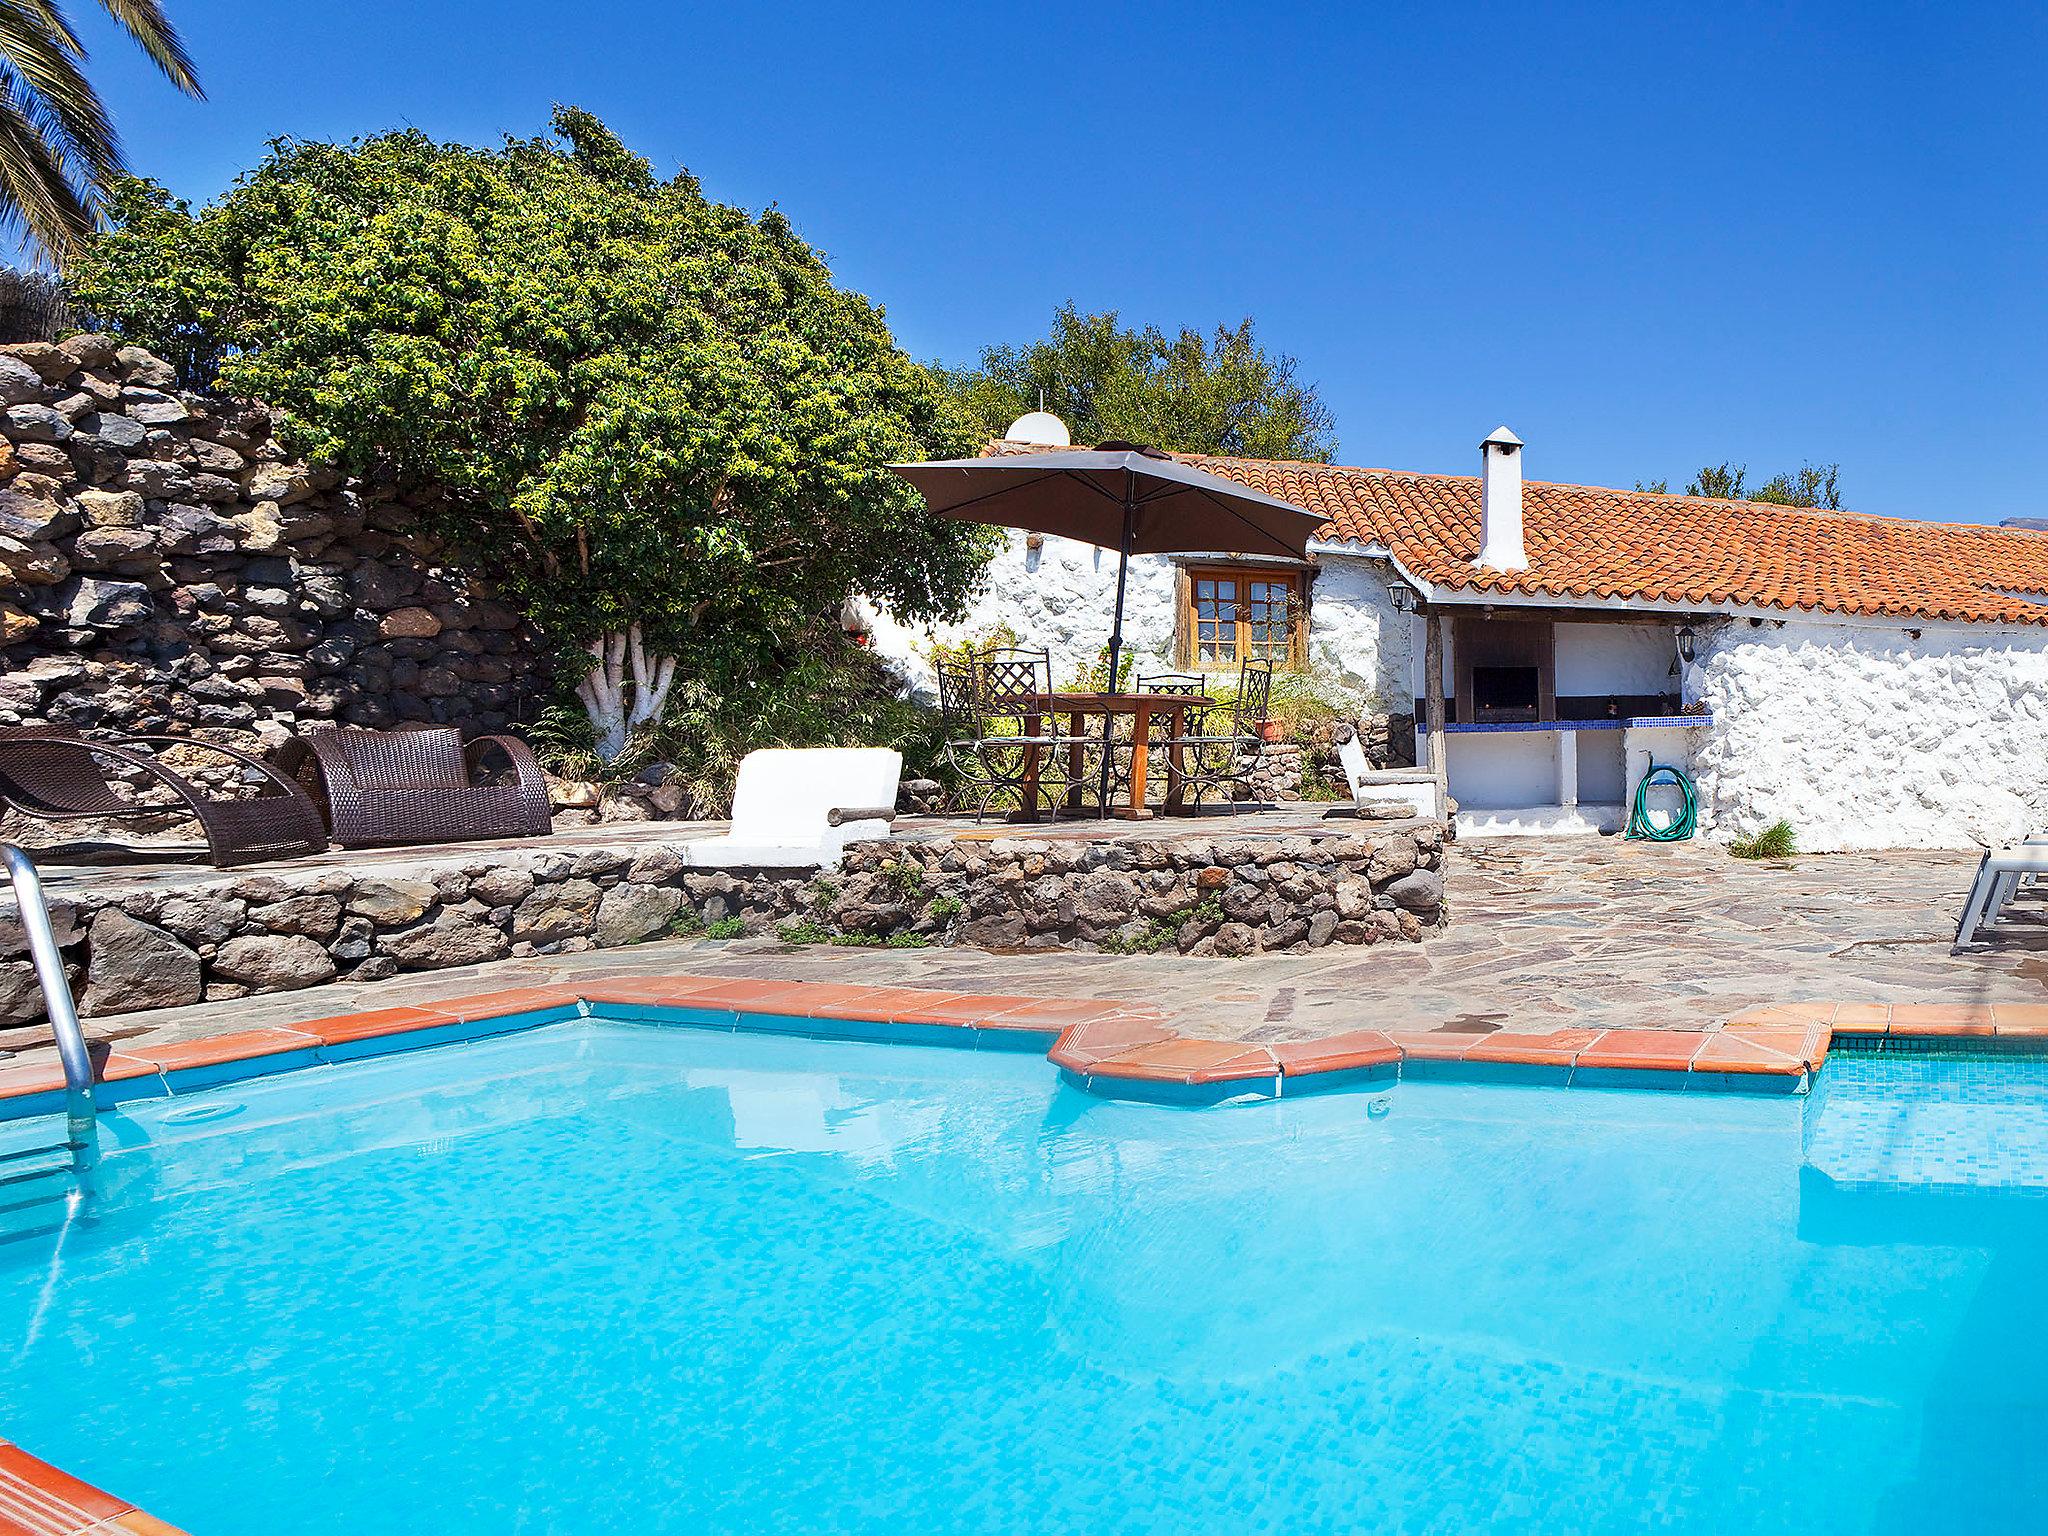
xmin=1675 ymin=626 xmax=1697 ymax=663
xmin=1386 ymin=580 xmax=1418 ymax=614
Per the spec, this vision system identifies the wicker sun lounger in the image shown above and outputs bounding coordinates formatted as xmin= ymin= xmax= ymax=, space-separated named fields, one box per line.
xmin=0 ymin=726 xmax=328 ymax=868
xmin=273 ymin=726 xmax=554 ymax=849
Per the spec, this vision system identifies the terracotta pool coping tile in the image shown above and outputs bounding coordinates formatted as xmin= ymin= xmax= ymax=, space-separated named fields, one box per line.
xmin=1993 ymin=1003 xmax=2048 ymax=1036
xmin=1572 ymin=1030 xmax=1706 ymax=1071
xmin=1048 ymin=1014 xmax=1179 ymax=1068
xmin=0 ymin=1053 xmax=159 ymax=1101
xmin=1826 ymin=1003 xmax=1892 ymax=1030
xmin=1690 ymin=1033 xmax=1809 ymax=1075
xmin=1885 ymin=1003 xmax=1996 ymax=1035
xmin=1383 ymin=1030 xmax=1480 ymax=1061
xmin=1726 ymin=1003 xmax=1836 ymax=1031
xmin=436 ymin=986 xmax=582 ymax=1022
xmin=107 ymin=1514 xmax=191 ymax=1536
xmin=130 ymin=1029 xmax=321 ymax=1074
xmin=1463 ymin=1029 xmax=1604 ymax=1067
xmin=573 ymin=975 xmax=724 ymax=1005
xmin=0 ymin=1443 xmax=134 ymax=1526
xmin=1087 ymin=1037 xmax=1277 ymax=1085
xmin=295 ymin=1005 xmax=462 ymax=1046
xmin=645 ymin=978 xmax=824 ymax=1011
xmin=1272 ymin=1030 xmax=1400 ymax=1076
xmin=863 ymin=993 xmax=1044 ymax=1026
xmin=796 ymin=988 xmax=975 ymax=1025
xmin=981 ymin=998 xmax=1160 ymax=1032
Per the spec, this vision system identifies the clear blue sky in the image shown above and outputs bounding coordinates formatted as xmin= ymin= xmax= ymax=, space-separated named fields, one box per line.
xmin=68 ymin=0 xmax=2048 ymax=524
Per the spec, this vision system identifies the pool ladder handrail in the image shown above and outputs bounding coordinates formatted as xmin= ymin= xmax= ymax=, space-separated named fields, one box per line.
xmin=0 ymin=843 xmax=96 ymax=1145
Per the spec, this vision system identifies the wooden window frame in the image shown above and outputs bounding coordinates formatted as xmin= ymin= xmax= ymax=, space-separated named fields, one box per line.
xmin=1176 ymin=563 xmax=1309 ymax=670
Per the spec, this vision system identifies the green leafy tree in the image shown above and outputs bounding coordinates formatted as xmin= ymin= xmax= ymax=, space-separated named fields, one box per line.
xmin=1657 ymin=460 xmax=1843 ymax=508
xmin=0 ymin=0 xmax=202 ymax=261
xmin=937 ymin=302 xmax=1336 ymax=461
xmin=1686 ymin=462 xmax=1749 ymax=500
xmin=1752 ymin=462 xmax=1841 ymax=509
xmin=71 ymin=109 xmax=994 ymax=761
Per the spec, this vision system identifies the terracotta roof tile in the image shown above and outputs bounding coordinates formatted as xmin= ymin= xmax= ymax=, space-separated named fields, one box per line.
xmin=988 ymin=441 xmax=2048 ymax=626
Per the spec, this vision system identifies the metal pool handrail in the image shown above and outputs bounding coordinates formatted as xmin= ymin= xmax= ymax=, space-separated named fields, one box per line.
xmin=1 ymin=842 xmax=96 ymax=1144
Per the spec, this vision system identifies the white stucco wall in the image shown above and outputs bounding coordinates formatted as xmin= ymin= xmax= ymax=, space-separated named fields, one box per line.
xmin=1688 ymin=617 xmax=2048 ymax=851
xmin=1555 ymin=622 xmax=1678 ymax=696
xmin=869 ymin=533 xmax=1410 ymax=708
xmin=1407 ymin=619 xmax=1677 ymax=702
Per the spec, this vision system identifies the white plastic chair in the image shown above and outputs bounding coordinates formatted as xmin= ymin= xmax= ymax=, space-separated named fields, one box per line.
xmin=1953 ymin=836 xmax=2048 ymax=949
xmin=1332 ymin=723 xmax=1441 ymax=821
xmin=681 ymin=748 xmax=902 ymax=869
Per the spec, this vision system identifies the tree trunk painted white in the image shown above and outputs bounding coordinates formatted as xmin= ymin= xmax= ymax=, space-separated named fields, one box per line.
xmin=575 ymin=623 xmax=678 ymax=763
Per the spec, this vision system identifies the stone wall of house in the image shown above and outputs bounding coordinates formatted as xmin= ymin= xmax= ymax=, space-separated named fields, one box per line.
xmin=0 ymin=336 xmax=543 ymax=744
xmin=1688 ymin=615 xmax=2048 ymax=851
xmin=0 ymin=823 xmax=1447 ymax=1034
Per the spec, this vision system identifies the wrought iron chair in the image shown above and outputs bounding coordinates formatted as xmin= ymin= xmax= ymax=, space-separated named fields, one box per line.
xmin=978 ymin=645 xmax=1113 ymax=818
xmin=1161 ymin=659 xmax=1275 ymax=813
xmin=934 ymin=651 xmax=1073 ymax=821
xmin=0 ymin=726 xmax=328 ymax=867
xmin=273 ymin=725 xmax=553 ymax=849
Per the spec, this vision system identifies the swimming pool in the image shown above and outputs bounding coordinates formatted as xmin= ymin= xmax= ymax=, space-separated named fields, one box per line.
xmin=3 ymin=1018 xmax=2044 ymax=1533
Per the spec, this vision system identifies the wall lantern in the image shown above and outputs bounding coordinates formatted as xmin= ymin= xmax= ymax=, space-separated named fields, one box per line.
xmin=1675 ymin=626 xmax=1697 ymax=663
xmin=1385 ymin=580 xmax=1418 ymax=614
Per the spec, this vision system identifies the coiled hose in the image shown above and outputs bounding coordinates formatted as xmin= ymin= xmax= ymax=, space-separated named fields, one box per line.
xmin=1625 ymin=762 xmax=1698 ymax=842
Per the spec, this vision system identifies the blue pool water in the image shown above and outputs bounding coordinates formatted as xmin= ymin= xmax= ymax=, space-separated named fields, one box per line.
xmin=3 ymin=1022 xmax=2047 ymax=1534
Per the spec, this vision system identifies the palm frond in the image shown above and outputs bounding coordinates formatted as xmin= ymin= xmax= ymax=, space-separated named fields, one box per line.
xmin=0 ymin=16 xmax=119 ymax=180
xmin=0 ymin=88 xmax=93 ymax=256
xmin=90 ymin=0 xmax=203 ymax=97
xmin=0 ymin=0 xmax=202 ymax=260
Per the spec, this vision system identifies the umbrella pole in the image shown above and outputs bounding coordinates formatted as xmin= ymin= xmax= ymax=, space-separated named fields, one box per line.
xmin=1097 ymin=484 xmax=1136 ymax=816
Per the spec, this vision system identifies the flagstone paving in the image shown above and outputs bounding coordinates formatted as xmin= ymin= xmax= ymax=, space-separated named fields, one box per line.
xmin=18 ymin=834 xmax=2035 ymax=1069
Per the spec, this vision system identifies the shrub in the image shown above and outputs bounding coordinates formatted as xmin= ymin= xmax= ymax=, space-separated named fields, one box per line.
xmin=704 ymin=917 xmax=748 ymax=940
xmin=1729 ymin=819 xmax=1797 ymax=860
xmin=71 ymin=109 xmax=996 ymax=764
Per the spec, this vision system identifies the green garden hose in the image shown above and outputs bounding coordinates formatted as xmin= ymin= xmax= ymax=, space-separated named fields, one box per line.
xmin=1625 ymin=762 xmax=1699 ymax=842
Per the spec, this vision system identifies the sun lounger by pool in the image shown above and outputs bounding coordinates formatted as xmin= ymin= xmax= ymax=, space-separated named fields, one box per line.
xmin=1953 ymin=837 xmax=2048 ymax=949
xmin=681 ymin=748 xmax=901 ymax=870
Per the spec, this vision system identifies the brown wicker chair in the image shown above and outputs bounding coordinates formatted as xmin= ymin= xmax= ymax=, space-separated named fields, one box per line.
xmin=274 ymin=726 xmax=554 ymax=849
xmin=0 ymin=727 xmax=328 ymax=868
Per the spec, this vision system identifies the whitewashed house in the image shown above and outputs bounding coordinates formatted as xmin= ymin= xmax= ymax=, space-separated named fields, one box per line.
xmin=873 ymin=418 xmax=2048 ymax=852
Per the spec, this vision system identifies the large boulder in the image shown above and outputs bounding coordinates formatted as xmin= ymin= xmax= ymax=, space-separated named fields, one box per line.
xmin=348 ymin=878 xmax=437 ymax=927
xmin=211 ymin=934 xmax=337 ymax=993
xmin=1383 ymin=868 xmax=1444 ymax=913
xmin=377 ymin=911 xmax=510 ymax=970
xmin=593 ymin=883 xmax=683 ymax=946
xmin=83 ymin=910 xmax=202 ymax=1015
xmin=513 ymin=878 xmax=602 ymax=943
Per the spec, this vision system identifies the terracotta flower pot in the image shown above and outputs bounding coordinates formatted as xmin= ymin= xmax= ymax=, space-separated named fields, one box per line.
xmin=1258 ymin=720 xmax=1284 ymax=743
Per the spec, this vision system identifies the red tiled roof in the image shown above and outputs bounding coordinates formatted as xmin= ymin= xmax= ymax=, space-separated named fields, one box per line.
xmin=990 ymin=441 xmax=2048 ymax=626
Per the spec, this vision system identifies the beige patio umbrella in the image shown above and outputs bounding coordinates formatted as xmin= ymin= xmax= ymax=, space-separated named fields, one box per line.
xmin=889 ymin=443 xmax=1327 ymax=811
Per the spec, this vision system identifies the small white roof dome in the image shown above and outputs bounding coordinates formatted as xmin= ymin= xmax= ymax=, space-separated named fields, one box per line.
xmin=1004 ymin=410 xmax=1072 ymax=447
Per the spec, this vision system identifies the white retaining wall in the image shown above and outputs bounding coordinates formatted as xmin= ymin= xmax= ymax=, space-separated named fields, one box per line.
xmin=1689 ymin=617 xmax=2048 ymax=851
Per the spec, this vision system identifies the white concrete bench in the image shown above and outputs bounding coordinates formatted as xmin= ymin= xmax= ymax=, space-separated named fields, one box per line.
xmin=681 ymin=748 xmax=902 ymax=870
xmin=1334 ymin=724 xmax=1441 ymax=821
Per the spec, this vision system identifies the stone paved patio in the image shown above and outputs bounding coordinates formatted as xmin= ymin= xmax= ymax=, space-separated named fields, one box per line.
xmin=9 ymin=831 xmax=2034 ymax=1072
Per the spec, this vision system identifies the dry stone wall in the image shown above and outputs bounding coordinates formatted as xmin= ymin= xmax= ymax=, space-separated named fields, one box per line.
xmin=0 ymin=823 xmax=1446 ymax=1035
xmin=0 ymin=336 xmax=542 ymax=743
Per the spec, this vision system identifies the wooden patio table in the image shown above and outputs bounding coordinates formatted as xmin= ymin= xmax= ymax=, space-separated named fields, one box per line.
xmin=989 ymin=690 xmax=1214 ymax=819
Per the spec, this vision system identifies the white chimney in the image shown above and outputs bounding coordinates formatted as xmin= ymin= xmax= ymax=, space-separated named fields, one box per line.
xmin=1473 ymin=426 xmax=1527 ymax=571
